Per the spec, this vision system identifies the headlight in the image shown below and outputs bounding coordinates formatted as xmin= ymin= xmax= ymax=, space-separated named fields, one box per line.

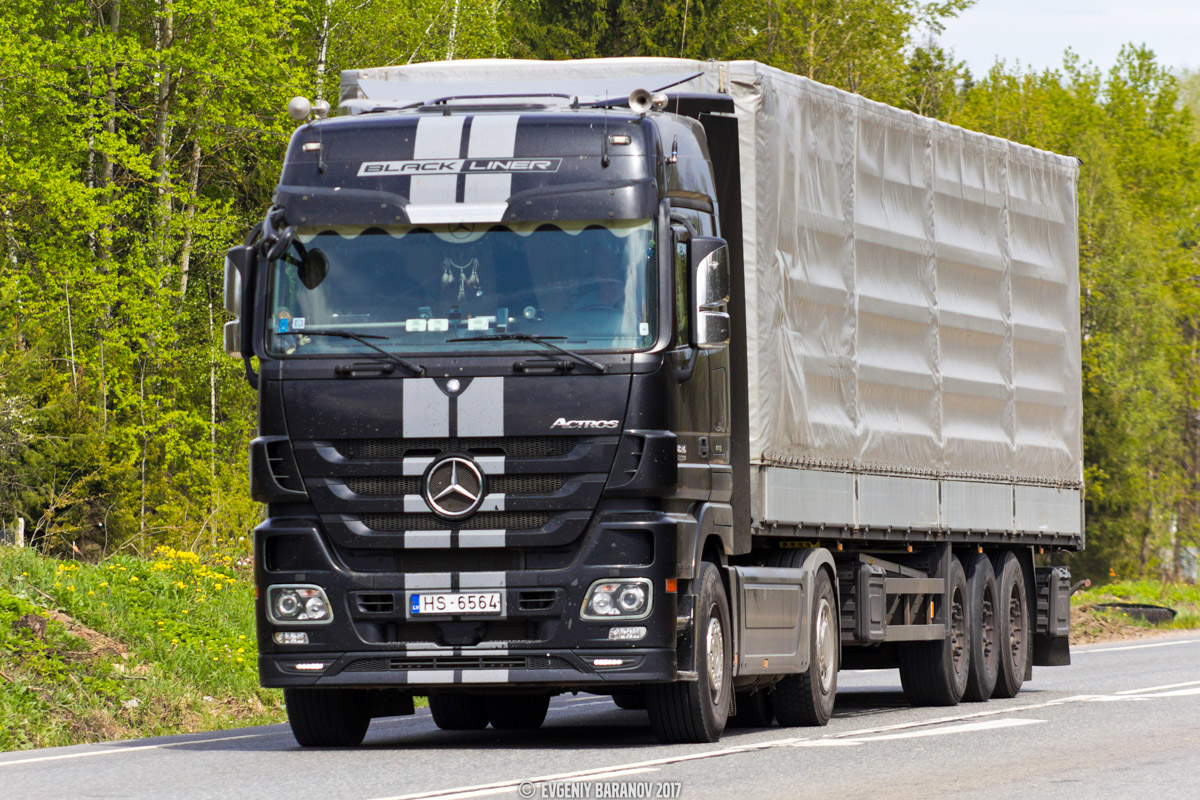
xmin=582 ymin=578 xmax=653 ymax=621
xmin=267 ymin=585 xmax=334 ymax=624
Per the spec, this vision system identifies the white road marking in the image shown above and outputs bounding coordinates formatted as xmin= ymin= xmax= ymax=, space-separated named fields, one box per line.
xmin=844 ymin=718 xmax=1044 ymax=742
xmin=0 ymin=731 xmax=282 ymax=768
xmin=1115 ymin=679 xmax=1200 ymax=695
xmin=1077 ymin=638 xmax=1200 ymax=654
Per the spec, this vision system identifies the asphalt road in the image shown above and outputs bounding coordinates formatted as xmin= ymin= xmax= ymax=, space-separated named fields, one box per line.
xmin=4 ymin=634 xmax=1199 ymax=800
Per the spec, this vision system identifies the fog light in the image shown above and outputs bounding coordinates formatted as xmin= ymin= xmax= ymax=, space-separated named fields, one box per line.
xmin=592 ymin=658 xmax=625 ymax=667
xmin=293 ymin=662 xmax=326 ymax=671
xmin=608 ymin=626 xmax=647 ymax=641
xmin=274 ymin=631 xmax=309 ymax=645
xmin=581 ymin=578 xmax=652 ymax=621
xmin=268 ymin=585 xmax=333 ymax=624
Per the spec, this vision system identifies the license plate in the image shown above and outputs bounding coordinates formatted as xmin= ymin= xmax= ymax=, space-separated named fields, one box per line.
xmin=410 ymin=592 xmax=502 ymax=616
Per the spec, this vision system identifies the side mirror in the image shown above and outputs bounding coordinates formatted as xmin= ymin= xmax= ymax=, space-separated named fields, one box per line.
xmin=223 ymin=245 xmax=255 ymax=358
xmin=689 ymin=237 xmax=730 ymax=350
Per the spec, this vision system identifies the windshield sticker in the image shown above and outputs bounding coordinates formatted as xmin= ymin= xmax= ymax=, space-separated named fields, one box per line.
xmin=639 ymin=322 xmax=650 ymax=336
xmin=292 ymin=317 xmax=306 ymax=331
xmin=428 ymin=319 xmax=450 ymax=332
xmin=406 ymin=319 xmax=428 ymax=332
xmin=467 ymin=317 xmax=491 ymax=331
xmin=358 ymin=158 xmax=562 ymax=178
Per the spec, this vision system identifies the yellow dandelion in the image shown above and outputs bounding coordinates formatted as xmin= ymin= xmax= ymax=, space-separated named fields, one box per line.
xmin=67 ymin=585 xmax=75 ymax=591
xmin=130 ymin=576 xmax=139 ymax=583
xmin=181 ymin=609 xmax=189 ymax=614
xmin=87 ymin=590 xmax=94 ymax=596
xmin=238 ymin=635 xmax=246 ymax=640
xmin=99 ymin=581 xmax=108 ymax=587
xmin=236 ymin=657 xmax=244 ymax=663
xmin=237 ymin=648 xmax=244 ymax=653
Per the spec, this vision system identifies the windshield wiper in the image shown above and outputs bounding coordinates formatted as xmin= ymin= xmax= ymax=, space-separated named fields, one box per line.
xmin=291 ymin=329 xmax=425 ymax=376
xmin=446 ymin=333 xmax=608 ymax=374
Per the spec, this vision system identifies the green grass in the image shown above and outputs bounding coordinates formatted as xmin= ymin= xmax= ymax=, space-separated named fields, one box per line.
xmin=1072 ymin=579 xmax=1200 ymax=630
xmin=0 ymin=545 xmax=284 ymax=751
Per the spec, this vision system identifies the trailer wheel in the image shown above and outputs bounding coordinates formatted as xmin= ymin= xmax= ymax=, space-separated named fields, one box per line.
xmin=899 ymin=555 xmax=970 ymax=706
xmin=992 ymin=551 xmax=1029 ymax=698
xmin=611 ymin=690 xmax=646 ymax=710
xmin=772 ymin=568 xmax=838 ymax=726
xmin=485 ymin=694 xmax=551 ymax=730
xmin=963 ymin=553 xmax=1000 ymax=702
xmin=284 ymin=688 xmax=371 ymax=747
xmin=646 ymin=561 xmax=731 ymax=743
xmin=727 ymin=689 xmax=775 ymax=728
xmin=429 ymin=693 xmax=489 ymax=730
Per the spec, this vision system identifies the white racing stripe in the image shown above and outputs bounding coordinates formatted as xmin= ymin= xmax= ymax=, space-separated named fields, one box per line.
xmin=410 ymin=117 xmax=466 ymax=206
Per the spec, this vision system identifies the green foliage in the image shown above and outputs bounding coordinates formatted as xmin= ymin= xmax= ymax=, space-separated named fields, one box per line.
xmin=0 ymin=545 xmax=282 ymax=750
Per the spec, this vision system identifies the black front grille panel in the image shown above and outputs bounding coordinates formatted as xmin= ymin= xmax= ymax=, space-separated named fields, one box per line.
xmin=360 ymin=512 xmax=556 ymax=532
xmin=342 ymin=474 xmax=570 ymax=498
xmin=352 ymin=620 xmax=542 ymax=645
xmin=334 ymin=437 xmax=582 ymax=461
xmin=343 ymin=655 xmax=572 ymax=672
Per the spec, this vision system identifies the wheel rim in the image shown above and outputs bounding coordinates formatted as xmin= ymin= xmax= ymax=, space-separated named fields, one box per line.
xmin=1007 ymin=583 xmax=1024 ymax=668
xmin=706 ymin=614 xmax=725 ymax=702
xmin=981 ymin=585 xmax=996 ymax=667
xmin=950 ymin=586 xmax=967 ymax=678
xmin=815 ymin=597 xmax=836 ymax=694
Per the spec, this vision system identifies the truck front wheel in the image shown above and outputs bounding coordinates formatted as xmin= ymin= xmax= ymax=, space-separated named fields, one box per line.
xmin=772 ymin=569 xmax=837 ymax=726
xmin=284 ymin=688 xmax=371 ymax=747
xmin=647 ymin=561 xmax=732 ymax=743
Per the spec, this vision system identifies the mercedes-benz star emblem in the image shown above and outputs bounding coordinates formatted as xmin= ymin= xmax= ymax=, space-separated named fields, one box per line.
xmin=425 ymin=457 xmax=485 ymax=518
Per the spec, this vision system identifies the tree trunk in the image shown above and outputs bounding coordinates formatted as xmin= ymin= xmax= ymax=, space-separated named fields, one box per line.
xmin=179 ymin=140 xmax=202 ymax=298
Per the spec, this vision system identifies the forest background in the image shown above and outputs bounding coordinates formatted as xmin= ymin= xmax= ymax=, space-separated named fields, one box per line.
xmin=2 ymin=0 xmax=1199 ymax=582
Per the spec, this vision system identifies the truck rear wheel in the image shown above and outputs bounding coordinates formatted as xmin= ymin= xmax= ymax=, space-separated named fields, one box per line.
xmin=772 ymin=569 xmax=837 ymax=726
xmin=485 ymin=694 xmax=551 ymax=730
xmin=899 ymin=555 xmax=970 ymax=706
xmin=963 ymin=553 xmax=999 ymax=702
xmin=646 ymin=561 xmax=732 ymax=743
xmin=992 ymin=551 xmax=1029 ymax=698
xmin=728 ymin=689 xmax=775 ymax=728
xmin=429 ymin=693 xmax=489 ymax=730
xmin=284 ymin=688 xmax=371 ymax=747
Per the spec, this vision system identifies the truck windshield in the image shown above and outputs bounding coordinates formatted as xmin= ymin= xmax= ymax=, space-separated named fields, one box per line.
xmin=265 ymin=219 xmax=656 ymax=356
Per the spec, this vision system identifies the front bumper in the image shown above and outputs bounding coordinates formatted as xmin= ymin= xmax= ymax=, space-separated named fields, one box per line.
xmin=260 ymin=647 xmax=678 ymax=690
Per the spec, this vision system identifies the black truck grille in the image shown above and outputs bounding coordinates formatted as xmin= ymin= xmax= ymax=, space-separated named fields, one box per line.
xmin=344 ymin=474 xmax=569 ymax=497
xmin=334 ymin=436 xmax=581 ymax=460
xmin=360 ymin=512 xmax=555 ymax=532
xmin=343 ymin=655 xmax=571 ymax=672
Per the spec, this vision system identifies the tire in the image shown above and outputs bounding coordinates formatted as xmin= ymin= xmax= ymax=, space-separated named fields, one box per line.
xmin=992 ymin=551 xmax=1030 ymax=699
xmin=429 ymin=693 xmax=489 ymax=730
xmin=484 ymin=694 xmax=551 ymax=730
xmin=611 ymin=691 xmax=646 ymax=710
xmin=727 ymin=689 xmax=775 ymax=728
xmin=963 ymin=553 xmax=1000 ymax=702
xmin=772 ymin=568 xmax=838 ymax=726
xmin=646 ymin=562 xmax=732 ymax=743
xmin=898 ymin=555 xmax=970 ymax=707
xmin=284 ymin=688 xmax=371 ymax=747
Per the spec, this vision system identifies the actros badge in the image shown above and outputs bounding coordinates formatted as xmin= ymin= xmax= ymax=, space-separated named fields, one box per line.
xmin=424 ymin=457 xmax=485 ymax=518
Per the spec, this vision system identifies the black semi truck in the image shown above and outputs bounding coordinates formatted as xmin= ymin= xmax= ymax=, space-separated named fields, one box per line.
xmin=224 ymin=58 xmax=1082 ymax=746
